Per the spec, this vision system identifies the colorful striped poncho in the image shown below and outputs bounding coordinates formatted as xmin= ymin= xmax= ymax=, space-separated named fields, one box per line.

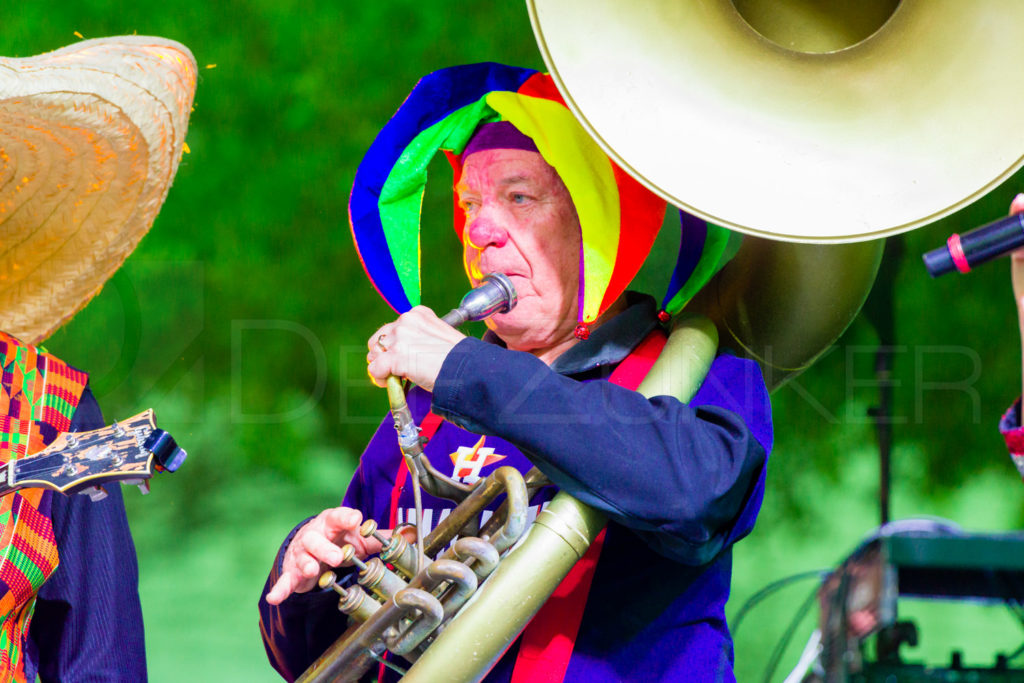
xmin=0 ymin=332 xmax=87 ymax=681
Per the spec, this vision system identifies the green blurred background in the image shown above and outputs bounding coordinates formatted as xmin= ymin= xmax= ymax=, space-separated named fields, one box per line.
xmin=7 ymin=2 xmax=1024 ymax=681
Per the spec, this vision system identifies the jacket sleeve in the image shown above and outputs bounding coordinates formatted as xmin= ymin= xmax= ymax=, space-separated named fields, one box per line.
xmin=258 ymin=519 xmax=353 ymax=682
xmin=431 ymin=337 xmax=773 ymax=565
xmin=31 ymin=386 xmax=148 ymax=682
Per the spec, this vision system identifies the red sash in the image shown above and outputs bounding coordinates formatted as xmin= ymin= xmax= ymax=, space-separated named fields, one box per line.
xmin=510 ymin=329 xmax=667 ymax=682
xmin=385 ymin=329 xmax=668 ymax=682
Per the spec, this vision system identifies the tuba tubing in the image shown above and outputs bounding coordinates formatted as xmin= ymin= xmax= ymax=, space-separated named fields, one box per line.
xmin=399 ymin=313 xmax=719 ymax=682
xmin=297 ymin=463 xmax=534 ymax=683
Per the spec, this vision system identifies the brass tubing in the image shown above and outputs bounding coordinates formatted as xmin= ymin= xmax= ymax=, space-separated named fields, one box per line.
xmin=400 ymin=494 xmax=608 ymax=683
xmin=361 ymin=519 xmax=423 ymax=580
xmin=400 ymin=315 xmax=719 ymax=683
xmin=339 ymin=585 xmax=379 ymax=623
xmin=296 ymin=594 xmax=415 ymax=683
xmin=420 ymin=559 xmax=479 ymax=621
xmin=476 ymin=467 xmax=529 ymax=554
xmin=422 ymin=466 xmax=528 ymax=558
xmin=477 ymin=466 xmax=550 ymax=542
xmin=358 ymin=558 xmax=408 ymax=601
xmin=320 ymin=571 xmax=382 ymax=624
xmin=385 ymin=588 xmax=445 ymax=656
xmin=386 ymin=375 xmax=474 ymax=503
xmin=442 ymin=537 xmax=500 ymax=581
xmin=380 ymin=534 xmax=421 ymax=581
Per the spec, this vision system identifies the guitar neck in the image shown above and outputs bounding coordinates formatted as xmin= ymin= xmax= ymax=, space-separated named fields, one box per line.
xmin=0 ymin=410 xmax=186 ymax=498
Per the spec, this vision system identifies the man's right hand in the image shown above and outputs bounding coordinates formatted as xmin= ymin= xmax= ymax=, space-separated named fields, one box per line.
xmin=264 ymin=507 xmax=383 ymax=605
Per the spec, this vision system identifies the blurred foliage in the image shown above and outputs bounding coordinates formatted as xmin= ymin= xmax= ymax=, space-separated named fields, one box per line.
xmin=6 ymin=2 xmax=1024 ymax=681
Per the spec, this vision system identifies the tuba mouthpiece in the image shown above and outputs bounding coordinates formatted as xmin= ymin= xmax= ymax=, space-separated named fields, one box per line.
xmin=441 ymin=273 xmax=518 ymax=327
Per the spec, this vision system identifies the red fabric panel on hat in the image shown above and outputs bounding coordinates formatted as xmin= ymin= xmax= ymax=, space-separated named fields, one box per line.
xmin=446 ymin=150 xmax=467 ymax=240
xmin=516 ymin=72 xmax=567 ymax=105
xmin=518 ymin=71 xmax=667 ymax=316
xmin=601 ymin=164 xmax=667 ymax=313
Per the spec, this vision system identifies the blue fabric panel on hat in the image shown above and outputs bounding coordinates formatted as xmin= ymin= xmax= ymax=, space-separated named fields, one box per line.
xmin=663 ymin=210 xmax=708 ymax=310
xmin=349 ymin=63 xmax=536 ymax=312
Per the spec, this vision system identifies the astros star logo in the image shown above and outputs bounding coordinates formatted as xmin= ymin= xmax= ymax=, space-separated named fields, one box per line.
xmin=449 ymin=435 xmax=506 ymax=484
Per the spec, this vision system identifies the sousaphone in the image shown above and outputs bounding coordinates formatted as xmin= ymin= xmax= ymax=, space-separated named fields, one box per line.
xmin=529 ymin=0 xmax=1024 ymax=387
xmin=530 ymin=0 xmax=1024 ymax=242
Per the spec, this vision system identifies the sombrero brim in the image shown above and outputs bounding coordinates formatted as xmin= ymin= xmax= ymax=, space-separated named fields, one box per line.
xmin=0 ymin=36 xmax=197 ymax=343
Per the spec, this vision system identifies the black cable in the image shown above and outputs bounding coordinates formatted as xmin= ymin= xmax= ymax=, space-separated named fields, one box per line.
xmin=732 ymin=569 xmax=831 ymax=639
xmin=762 ymin=584 xmax=821 ymax=683
xmin=717 ymin=570 xmax=829 ymax=683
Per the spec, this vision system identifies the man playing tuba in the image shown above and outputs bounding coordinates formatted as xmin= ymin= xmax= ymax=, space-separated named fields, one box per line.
xmin=260 ymin=63 xmax=773 ymax=682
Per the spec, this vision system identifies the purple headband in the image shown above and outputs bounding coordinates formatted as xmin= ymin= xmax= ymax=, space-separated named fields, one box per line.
xmin=462 ymin=120 xmax=538 ymax=157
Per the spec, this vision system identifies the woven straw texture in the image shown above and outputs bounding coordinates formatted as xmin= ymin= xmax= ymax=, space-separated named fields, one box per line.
xmin=0 ymin=36 xmax=197 ymax=343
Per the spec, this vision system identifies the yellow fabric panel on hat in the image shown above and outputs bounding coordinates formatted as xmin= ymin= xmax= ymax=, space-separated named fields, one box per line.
xmin=485 ymin=91 xmax=620 ymax=326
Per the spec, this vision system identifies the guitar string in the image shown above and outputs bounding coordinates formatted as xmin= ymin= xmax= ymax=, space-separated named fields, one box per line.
xmin=13 ymin=446 xmax=145 ymax=480
xmin=15 ymin=454 xmax=143 ymax=479
xmin=5 ymin=420 xmax=151 ymax=483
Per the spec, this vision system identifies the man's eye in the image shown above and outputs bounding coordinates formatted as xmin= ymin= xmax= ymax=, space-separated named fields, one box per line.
xmin=460 ymin=200 xmax=479 ymax=214
xmin=510 ymin=193 xmax=528 ymax=204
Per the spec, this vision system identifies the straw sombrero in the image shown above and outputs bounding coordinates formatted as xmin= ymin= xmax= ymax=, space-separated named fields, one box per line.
xmin=0 ymin=36 xmax=197 ymax=343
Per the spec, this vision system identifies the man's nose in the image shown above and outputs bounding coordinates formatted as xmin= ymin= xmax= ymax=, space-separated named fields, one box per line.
xmin=465 ymin=212 xmax=509 ymax=250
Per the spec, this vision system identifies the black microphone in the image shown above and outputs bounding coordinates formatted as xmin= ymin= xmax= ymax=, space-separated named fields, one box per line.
xmin=923 ymin=212 xmax=1024 ymax=277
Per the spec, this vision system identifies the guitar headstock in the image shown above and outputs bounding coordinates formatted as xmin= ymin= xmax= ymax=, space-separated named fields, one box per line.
xmin=5 ymin=409 xmax=187 ymax=498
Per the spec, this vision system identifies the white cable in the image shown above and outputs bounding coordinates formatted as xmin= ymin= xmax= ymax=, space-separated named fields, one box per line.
xmin=783 ymin=629 xmax=821 ymax=683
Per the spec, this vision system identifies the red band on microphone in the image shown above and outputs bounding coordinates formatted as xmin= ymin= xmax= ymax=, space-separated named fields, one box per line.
xmin=947 ymin=233 xmax=971 ymax=273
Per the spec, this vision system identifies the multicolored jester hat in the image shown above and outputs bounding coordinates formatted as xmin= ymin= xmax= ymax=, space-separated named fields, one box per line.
xmin=349 ymin=62 xmax=740 ymax=330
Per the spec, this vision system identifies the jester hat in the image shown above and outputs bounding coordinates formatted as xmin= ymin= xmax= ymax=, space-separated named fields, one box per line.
xmin=348 ymin=62 xmax=738 ymax=326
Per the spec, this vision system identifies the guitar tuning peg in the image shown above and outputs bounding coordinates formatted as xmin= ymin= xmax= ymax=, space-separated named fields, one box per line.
xmin=80 ymin=486 xmax=108 ymax=502
xmin=121 ymin=478 xmax=151 ymax=495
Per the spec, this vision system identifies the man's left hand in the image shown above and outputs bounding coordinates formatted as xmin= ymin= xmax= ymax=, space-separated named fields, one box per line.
xmin=367 ymin=306 xmax=466 ymax=392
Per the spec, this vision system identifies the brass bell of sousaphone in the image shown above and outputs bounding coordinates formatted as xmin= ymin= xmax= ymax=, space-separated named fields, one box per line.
xmin=528 ymin=0 xmax=1024 ymax=387
xmin=304 ymin=7 xmax=1024 ymax=681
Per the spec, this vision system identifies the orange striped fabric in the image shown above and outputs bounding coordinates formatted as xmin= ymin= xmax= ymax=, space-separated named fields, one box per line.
xmin=0 ymin=332 xmax=88 ymax=681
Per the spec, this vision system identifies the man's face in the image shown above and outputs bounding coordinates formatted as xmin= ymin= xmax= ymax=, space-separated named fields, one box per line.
xmin=457 ymin=149 xmax=582 ymax=352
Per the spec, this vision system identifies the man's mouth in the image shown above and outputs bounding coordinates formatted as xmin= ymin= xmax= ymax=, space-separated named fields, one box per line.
xmin=479 ymin=269 xmax=522 ymax=282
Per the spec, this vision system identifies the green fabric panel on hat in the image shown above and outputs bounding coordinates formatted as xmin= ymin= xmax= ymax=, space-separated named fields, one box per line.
xmin=669 ymin=225 xmax=743 ymax=315
xmin=378 ymin=98 xmax=498 ymax=308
